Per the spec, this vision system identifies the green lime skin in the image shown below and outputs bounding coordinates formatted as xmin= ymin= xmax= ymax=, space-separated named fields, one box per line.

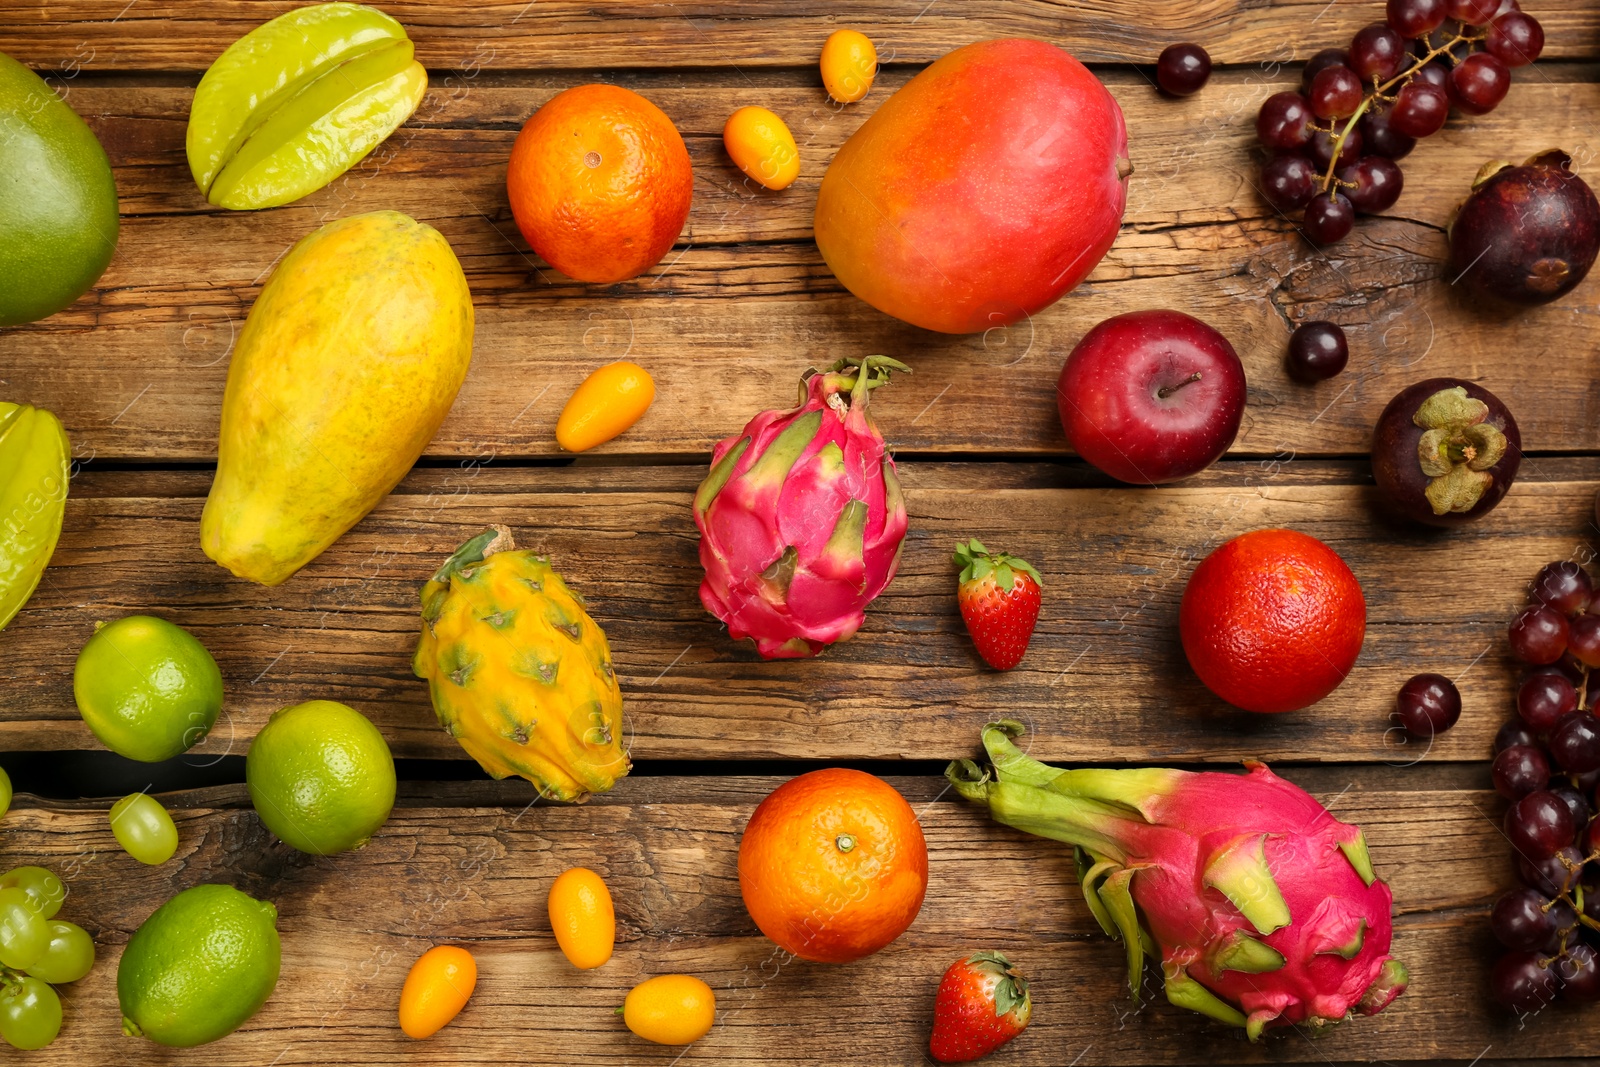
xmin=0 ymin=50 xmax=119 ymax=327
xmin=117 ymin=884 xmax=280 ymax=1047
xmin=246 ymin=699 xmax=395 ymax=855
xmin=74 ymin=615 xmax=224 ymax=763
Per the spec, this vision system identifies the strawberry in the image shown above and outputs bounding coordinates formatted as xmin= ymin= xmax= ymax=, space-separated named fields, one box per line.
xmin=929 ymin=950 xmax=1033 ymax=1063
xmin=954 ymin=540 xmax=1042 ymax=670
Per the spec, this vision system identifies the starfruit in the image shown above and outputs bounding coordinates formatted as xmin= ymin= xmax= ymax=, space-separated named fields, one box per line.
xmin=187 ymin=2 xmax=427 ymax=210
xmin=0 ymin=403 xmax=69 ymax=632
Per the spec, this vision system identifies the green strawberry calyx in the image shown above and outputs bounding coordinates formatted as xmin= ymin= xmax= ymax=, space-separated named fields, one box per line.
xmin=965 ymin=950 xmax=1031 ymax=1021
xmin=953 ymin=540 xmax=1041 ymax=593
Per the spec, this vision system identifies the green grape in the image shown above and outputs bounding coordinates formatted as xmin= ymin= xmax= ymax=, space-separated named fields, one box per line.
xmin=0 ymin=766 xmax=10 ymax=822
xmin=24 ymin=921 xmax=93 ymax=985
xmin=0 ymin=975 xmax=61 ymax=1050
xmin=0 ymin=887 xmax=46 ymax=970
xmin=109 ymin=793 xmax=178 ymax=866
xmin=0 ymin=867 xmax=64 ymax=919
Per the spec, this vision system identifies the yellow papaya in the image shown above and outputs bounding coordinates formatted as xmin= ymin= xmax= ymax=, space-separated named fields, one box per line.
xmin=201 ymin=210 xmax=474 ymax=585
xmin=0 ymin=403 xmax=70 ymax=631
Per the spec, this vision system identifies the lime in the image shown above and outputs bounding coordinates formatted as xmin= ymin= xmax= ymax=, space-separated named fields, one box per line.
xmin=73 ymin=615 xmax=224 ymax=763
xmin=118 ymin=884 xmax=280 ymax=1047
xmin=0 ymin=50 xmax=119 ymax=327
xmin=246 ymin=700 xmax=395 ymax=855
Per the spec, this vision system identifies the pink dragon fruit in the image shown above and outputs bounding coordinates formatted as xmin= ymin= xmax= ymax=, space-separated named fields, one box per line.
xmin=949 ymin=721 xmax=1407 ymax=1039
xmin=694 ymin=356 xmax=910 ymax=659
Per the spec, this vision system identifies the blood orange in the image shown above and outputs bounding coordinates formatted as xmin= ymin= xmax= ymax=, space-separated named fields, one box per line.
xmin=738 ymin=768 xmax=927 ymax=964
xmin=1179 ymin=528 xmax=1366 ymax=714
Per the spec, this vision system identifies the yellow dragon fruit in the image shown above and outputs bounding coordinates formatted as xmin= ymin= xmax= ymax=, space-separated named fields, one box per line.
xmin=413 ymin=526 xmax=629 ymax=802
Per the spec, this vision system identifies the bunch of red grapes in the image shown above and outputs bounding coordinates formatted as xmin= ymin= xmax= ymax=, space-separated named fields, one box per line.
xmin=1489 ymin=562 xmax=1600 ymax=1012
xmin=1255 ymin=0 xmax=1546 ymax=244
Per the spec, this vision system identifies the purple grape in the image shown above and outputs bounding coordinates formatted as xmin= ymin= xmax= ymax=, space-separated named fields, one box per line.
xmin=1261 ymin=154 xmax=1319 ymax=212
xmin=1519 ymin=672 xmax=1577 ymax=732
xmin=1309 ymin=123 xmax=1364 ymax=170
xmin=1304 ymin=191 xmax=1355 ymax=244
xmin=1301 ymin=48 xmax=1352 ymax=94
xmin=1531 ymin=561 xmax=1592 ymax=615
xmin=1551 ymin=713 xmax=1600 ymax=774
xmin=1510 ymin=605 xmax=1571 ymax=665
xmin=1559 ymin=942 xmax=1600 ymax=1002
xmin=1493 ymin=744 xmax=1551 ymax=800
xmin=1257 ymin=92 xmax=1315 ymax=151
xmin=1491 ymin=887 xmax=1557 ymax=951
xmin=1495 ymin=720 xmax=1539 ymax=753
xmin=1519 ymin=845 xmax=1585 ymax=896
xmin=1156 ymin=43 xmax=1212 ymax=96
xmin=1507 ymin=790 xmax=1577 ymax=860
xmin=1360 ymin=108 xmax=1417 ymax=160
xmin=1338 ymin=156 xmax=1405 ymax=214
xmin=1492 ymin=950 xmax=1561 ymax=1012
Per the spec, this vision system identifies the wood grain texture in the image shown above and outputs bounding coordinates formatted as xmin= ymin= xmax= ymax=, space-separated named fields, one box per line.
xmin=0 ymin=778 xmax=1573 ymax=1065
xmin=5 ymin=72 xmax=1600 ymax=461
xmin=4 ymin=0 xmax=1596 ymax=70
xmin=2 ymin=463 xmax=1591 ymax=764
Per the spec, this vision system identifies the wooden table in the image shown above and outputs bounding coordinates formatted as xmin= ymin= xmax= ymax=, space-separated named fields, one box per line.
xmin=4 ymin=2 xmax=1600 ymax=1063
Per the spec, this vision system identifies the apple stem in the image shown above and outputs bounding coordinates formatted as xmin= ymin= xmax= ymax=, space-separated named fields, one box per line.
xmin=1157 ymin=372 xmax=1202 ymax=400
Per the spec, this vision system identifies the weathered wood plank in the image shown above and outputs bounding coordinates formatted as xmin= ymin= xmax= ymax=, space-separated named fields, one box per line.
xmin=0 ymin=463 xmax=1587 ymax=764
xmin=4 ymin=0 xmax=1596 ymax=71
xmin=6 ymin=74 xmax=1600 ymax=461
xmin=0 ymin=779 xmax=1572 ymax=1064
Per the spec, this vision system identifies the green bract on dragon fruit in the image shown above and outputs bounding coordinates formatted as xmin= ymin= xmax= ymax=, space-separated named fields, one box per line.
xmin=693 ymin=357 xmax=910 ymax=659
xmin=949 ymin=722 xmax=1407 ymax=1039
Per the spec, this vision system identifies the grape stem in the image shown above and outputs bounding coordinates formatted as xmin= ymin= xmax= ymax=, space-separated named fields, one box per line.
xmin=1316 ymin=26 xmax=1476 ymax=194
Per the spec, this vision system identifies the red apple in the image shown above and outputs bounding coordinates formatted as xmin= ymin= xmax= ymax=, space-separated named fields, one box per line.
xmin=814 ymin=38 xmax=1130 ymax=335
xmin=1056 ymin=310 xmax=1246 ymax=484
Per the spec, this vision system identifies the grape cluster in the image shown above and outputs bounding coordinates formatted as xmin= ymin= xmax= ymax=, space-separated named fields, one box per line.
xmin=1489 ymin=561 xmax=1600 ymax=1013
xmin=0 ymin=864 xmax=94 ymax=1049
xmin=1256 ymin=0 xmax=1545 ymax=244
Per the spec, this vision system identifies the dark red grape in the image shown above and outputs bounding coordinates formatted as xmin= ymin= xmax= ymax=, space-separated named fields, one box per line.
xmin=1303 ymin=192 xmax=1355 ymax=244
xmin=1508 ymin=790 xmax=1578 ymax=860
xmin=1448 ymin=0 xmax=1504 ymax=25
xmin=1449 ymin=52 xmax=1511 ymax=115
xmin=1157 ymin=43 xmax=1211 ymax=95
xmin=1495 ymin=720 xmax=1539 ymax=753
xmin=1492 ymin=951 xmax=1561 ymax=1012
xmin=1302 ymin=48 xmax=1352 ymax=94
xmin=1558 ymin=942 xmax=1600 ymax=1002
xmin=1510 ymin=605 xmax=1571 ymax=665
xmin=1412 ymin=62 xmax=1450 ymax=90
xmin=1338 ymin=156 xmax=1405 ymax=213
xmin=1286 ymin=321 xmax=1348 ymax=381
xmin=1393 ymin=672 xmax=1461 ymax=736
xmin=1310 ymin=65 xmax=1365 ymax=119
xmin=1551 ymin=713 xmax=1600 ymax=774
xmin=1587 ymin=815 xmax=1600 ymax=854
xmin=1387 ymin=0 xmax=1447 ymax=36
xmin=1261 ymin=154 xmax=1319 ymax=212
xmin=1487 ymin=11 xmax=1545 ymax=67
xmin=1491 ymin=887 xmax=1558 ymax=951
xmin=1309 ymin=123 xmax=1364 ymax=169
xmin=1350 ymin=23 xmax=1408 ymax=83
xmin=1531 ymin=561 xmax=1593 ymax=615
xmin=1579 ymin=767 xmax=1600 ymax=792
xmin=1494 ymin=744 xmax=1551 ymax=799
xmin=1257 ymin=91 xmax=1315 ymax=150
xmin=1519 ymin=845 xmax=1585 ymax=896
xmin=1519 ymin=673 xmax=1577 ymax=731
xmin=1535 ymin=658 xmax=1587 ymax=685
xmin=1549 ymin=783 xmax=1592 ymax=830
xmin=1389 ymin=81 xmax=1449 ymax=137
xmin=1359 ymin=108 xmax=1416 ymax=160
xmin=1568 ymin=614 xmax=1600 ymax=667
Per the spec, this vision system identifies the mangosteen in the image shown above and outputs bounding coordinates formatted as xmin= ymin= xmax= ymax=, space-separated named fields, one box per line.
xmin=1448 ymin=150 xmax=1600 ymax=307
xmin=1372 ymin=378 xmax=1520 ymax=526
